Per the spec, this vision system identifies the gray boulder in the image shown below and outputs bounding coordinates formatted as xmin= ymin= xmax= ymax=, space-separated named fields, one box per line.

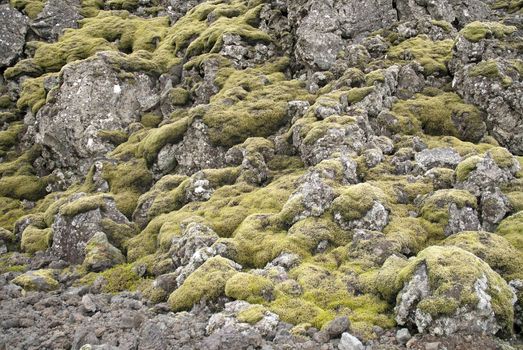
xmin=83 ymin=232 xmax=126 ymax=272
xmin=0 ymin=4 xmax=28 ymax=68
xmin=35 ymin=53 xmax=160 ymax=178
xmin=30 ymin=0 xmax=82 ymax=41
xmin=415 ymin=147 xmax=462 ymax=172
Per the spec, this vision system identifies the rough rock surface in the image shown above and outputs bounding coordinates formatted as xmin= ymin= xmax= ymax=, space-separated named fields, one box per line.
xmin=30 ymin=0 xmax=83 ymax=40
xmin=0 ymin=4 xmax=28 ymax=68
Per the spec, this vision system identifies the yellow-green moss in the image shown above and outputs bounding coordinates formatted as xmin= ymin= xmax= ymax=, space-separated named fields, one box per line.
xmin=331 ymin=183 xmax=388 ymax=222
xmin=0 ymin=197 xmax=26 ymax=231
xmin=455 ymin=155 xmax=483 ymax=182
xmin=225 ymin=272 xmax=274 ymax=304
xmin=469 ymin=60 xmax=513 ymax=86
xmin=10 ymin=0 xmax=45 ymax=19
xmin=460 ymin=21 xmax=517 ymax=43
xmin=169 ymin=87 xmax=190 ymax=106
xmin=0 ymin=122 xmax=24 ymax=156
xmin=20 ymin=226 xmax=53 ymax=254
xmin=443 ymin=231 xmax=523 ymax=280
xmin=387 ymin=36 xmax=453 ymax=75
xmin=140 ymin=113 xmax=162 ymax=128
xmin=237 ymin=304 xmax=267 ymax=324
xmin=167 ymin=256 xmax=238 ymax=311
xmin=496 ymin=212 xmax=523 ymax=252
xmin=391 ymin=92 xmax=485 ymax=142
xmin=492 ymin=0 xmax=523 ymax=13
xmin=97 ymin=130 xmax=128 ymax=146
xmin=59 ymin=194 xmax=107 ymax=217
xmin=12 ymin=269 xmax=59 ymax=291
xmin=0 ymin=175 xmax=49 ymax=201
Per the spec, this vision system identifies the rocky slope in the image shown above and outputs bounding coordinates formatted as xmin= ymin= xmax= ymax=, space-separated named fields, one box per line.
xmin=0 ymin=0 xmax=522 ymax=349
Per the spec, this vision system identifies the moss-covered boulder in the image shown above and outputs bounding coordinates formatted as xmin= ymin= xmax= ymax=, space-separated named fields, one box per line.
xmin=167 ymin=256 xmax=241 ymax=311
xmin=332 ymin=183 xmax=389 ymax=232
xmin=12 ymin=269 xmax=60 ymax=292
xmin=83 ymin=232 xmax=126 ymax=272
xmin=20 ymin=225 xmax=53 ymax=254
xmin=225 ymin=272 xmax=274 ymax=304
xmin=385 ymin=246 xmax=515 ymax=336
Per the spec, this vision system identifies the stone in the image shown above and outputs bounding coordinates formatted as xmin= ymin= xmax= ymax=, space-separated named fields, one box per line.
xmin=338 ymin=332 xmax=364 ymax=350
xmin=83 ymin=232 xmax=126 ymax=272
xmin=415 ymin=148 xmax=462 ymax=172
xmin=0 ymin=4 xmax=28 ymax=68
xmin=323 ymin=316 xmax=350 ymax=339
xmin=30 ymin=0 xmax=82 ymax=41
xmin=35 ymin=53 xmax=160 ymax=178
xmin=395 ymin=328 xmax=411 ymax=345
xmin=12 ymin=270 xmax=59 ymax=292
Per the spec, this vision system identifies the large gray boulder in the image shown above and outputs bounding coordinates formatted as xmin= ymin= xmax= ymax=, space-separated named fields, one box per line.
xmin=30 ymin=0 xmax=82 ymax=41
xmin=0 ymin=4 xmax=28 ymax=68
xmin=35 ymin=53 xmax=160 ymax=177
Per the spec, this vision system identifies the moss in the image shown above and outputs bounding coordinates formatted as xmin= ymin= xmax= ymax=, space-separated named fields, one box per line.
xmin=167 ymin=256 xmax=238 ymax=311
xmin=16 ymin=74 xmax=58 ymax=114
xmin=59 ymin=194 xmax=107 ymax=217
xmin=347 ymin=87 xmax=374 ymax=104
xmin=383 ymin=217 xmax=429 ymax=255
xmin=97 ymin=130 xmax=128 ymax=146
xmin=391 ymin=92 xmax=485 ymax=142
xmin=469 ymin=60 xmax=513 ymax=87
xmin=492 ymin=0 xmax=523 ymax=13
xmin=0 ymin=95 xmax=13 ymax=109
xmin=387 ymin=36 xmax=453 ymax=75
xmin=140 ymin=113 xmax=162 ymax=128
xmin=0 ymin=197 xmax=26 ymax=231
xmin=443 ymin=231 xmax=523 ymax=280
xmin=99 ymin=263 xmax=141 ymax=293
xmin=489 ymin=146 xmax=516 ymax=168
xmin=460 ymin=21 xmax=517 ymax=43
xmin=225 ymin=272 xmax=274 ymax=304
xmin=20 ymin=226 xmax=53 ymax=254
xmin=237 ymin=304 xmax=267 ymax=324
xmin=0 ymin=122 xmax=24 ymax=155
xmin=496 ymin=212 xmax=523 ymax=252
xmin=269 ymin=297 xmax=328 ymax=329
xmin=331 ymin=183 xmax=388 ymax=222
xmin=0 ymin=175 xmax=49 ymax=201
xmin=12 ymin=269 xmax=59 ymax=291
xmin=394 ymin=246 xmax=515 ymax=331
xmin=169 ymin=87 xmax=190 ymax=106
xmin=10 ymin=0 xmax=46 ymax=19
xmin=81 ymin=0 xmax=103 ymax=17
xmin=455 ymin=155 xmax=483 ymax=182
xmin=365 ymin=70 xmax=385 ymax=86
xmin=203 ymin=58 xmax=310 ymax=147
xmin=505 ymin=191 xmax=523 ymax=212
xmin=420 ymin=189 xmax=477 ymax=238
xmin=431 ymin=20 xmax=453 ymax=33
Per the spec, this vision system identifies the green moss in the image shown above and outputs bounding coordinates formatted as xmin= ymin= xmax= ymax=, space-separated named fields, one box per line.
xmin=16 ymin=74 xmax=59 ymax=114
xmin=489 ymin=146 xmax=516 ymax=168
xmin=394 ymin=246 xmax=515 ymax=331
xmin=97 ymin=130 xmax=128 ymax=146
xmin=20 ymin=226 xmax=53 ymax=254
xmin=431 ymin=20 xmax=453 ymax=33
xmin=505 ymin=191 xmax=523 ymax=212
xmin=10 ymin=0 xmax=46 ymax=19
xmin=331 ymin=183 xmax=388 ymax=222
xmin=347 ymin=87 xmax=374 ymax=103
xmin=365 ymin=70 xmax=385 ymax=86
xmin=140 ymin=113 xmax=162 ymax=128
xmin=269 ymin=297 xmax=328 ymax=329
xmin=167 ymin=256 xmax=238 ymax=311
xmin=443 ymin=231 xmax=523 ymax=280
xmin=0 ymin=122 xmax=24 ymax=155
xmin=391 ymin=92 xmax=485 ymax=142
xmin=12 ymin=269 xmax=59 ymax=291
xmin=0 ymin=197 xmax=26 ymax=231
xmin=203 ymin=58 xmax=310 ymax=147
xmin=0 ymin=95 xmax=13 ymax=109
xmin=469 ymin=60 xmax=513 ymax=87
xmin=237 ymin=304 xmax=267 ymax=324
xmin=59 ymin=194 xmax=107 ymax=217
xmin=0 ymin=175 xmax=49 ymax=201
xmin=492 ymin=0 xmax=523 ymax=13
xmin=460 ymin=21 xmax=517 ymax=42
xmin=496 ymin=212 xmax=523 ymax=252
xmin=455 ymin=155 xmax=483 ymax=182
xmin=81 ymin=0 xmax=103 ymax=17
xmin=387 ymin=36 xmax=453 ymax=75
xmin=419 ymin=189 xmax=477 ymax=238
xmin=169 ymin=87 xmax=190 ymax=106
xmin=225 ymin=272 xmax=274 ymax=304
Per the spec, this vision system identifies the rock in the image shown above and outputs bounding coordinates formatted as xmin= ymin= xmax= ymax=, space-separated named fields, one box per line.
xmin=480 ymin=188 xmax=511 ymax=232
xmin=396 ymin=328 xmax=411 ymax=345
xmin=35 ymin=53 xmax=160 ymax=178
xmin=169 ymin=222 xmax=219 ymax=268
xmin=83 ymin=232 xmax=126 ymax=272
xmin=30 ymin=0 xmax=82 ymax=41
xmin=394 ymin=246 xmax=515 ymax=336
xmin=12 ymin=269 xmax=59 ymax=292
xmin=81 ymin=294 xmax=98 ymax=313
xmin=415 ymin=148 xmax=462 ymax=172
xmin=0 ymin=4 xmax=28 ymax=68
xmin=338 ymin=332 xmax=364 ymax=350
xmin=323 ymin=316 xmax=350 ymax=339
xmin=396 ymin=0 xmax=491 ymax=26
xmin=51 ymin=193 xmax=132 ymax=264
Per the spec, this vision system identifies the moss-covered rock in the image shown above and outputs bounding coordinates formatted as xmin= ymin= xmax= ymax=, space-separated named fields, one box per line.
xmin=12 ymin=269 xmax=60 ymax=291
xmin=389 ymin=246 xmax=515 ymax=336
xmin=460 ymin=21 xmax=517 ymax=43
xmin=167 ymin=256 xmax=240 ymax=311
xmin=83 ymin=232 xmax=126 ymax=272
xmin=225 ymin=272 xmax=274 ymax=304
xmin=20 ymin=225 xmax=52 ymax=254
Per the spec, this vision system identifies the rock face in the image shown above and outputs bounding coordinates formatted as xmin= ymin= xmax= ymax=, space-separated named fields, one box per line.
xmin=394 ymin=246 xmax=515 ymax=336
xmin=83 ymin=232 xmax=126 ymax=272
xmin=35 ymin=53 xmax=160 ymax=177
xmin=51 ymin=194 xmax=132 ymax=264
xmin=30 ymin=0 xmax=82 ymax=40
xmin=0 ymin=4 xmax=28 ymax=68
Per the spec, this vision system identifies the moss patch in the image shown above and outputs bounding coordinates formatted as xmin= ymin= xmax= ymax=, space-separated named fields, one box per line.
xmin=460 ymin=21 xmax=517 ymax=42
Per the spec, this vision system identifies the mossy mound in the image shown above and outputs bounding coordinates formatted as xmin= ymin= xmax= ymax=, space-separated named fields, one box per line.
xmin=331 ymin=183 xmax=389 ymax=223
xmin=20 ymin=225 xmax=53 ymax=254
xmin=460 ymin=21 xmax=517 ymax=43
xmin=12 ymin=269 xmax=60 ymax=291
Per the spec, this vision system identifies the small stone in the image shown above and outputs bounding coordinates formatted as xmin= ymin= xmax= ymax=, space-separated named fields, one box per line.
xmin=338 ymin=332 xmax=364 ymax=350
xmin=425 ymin=342 xmax=440 ymax=350
xmin=395 ymin=328 xmax=411 ymax=345
xmin=82 ymin=294 xmax=97 ymax=313
xmin=324 ymin=316 xmax=350 ymax=339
